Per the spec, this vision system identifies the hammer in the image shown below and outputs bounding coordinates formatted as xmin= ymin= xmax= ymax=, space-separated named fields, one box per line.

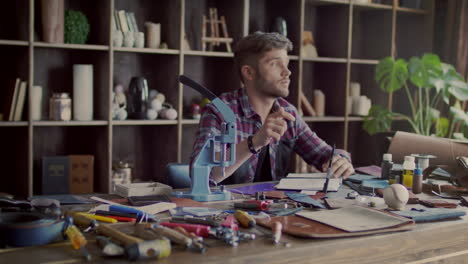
xmin=97 ymin=224 xmax=171 ymax=261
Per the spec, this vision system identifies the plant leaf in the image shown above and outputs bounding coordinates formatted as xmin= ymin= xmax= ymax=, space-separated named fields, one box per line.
xmin=429 ymin=107 xmax=440 ymax=120
xmin=363 ymin=105 xmax=394 ymax=135
xmin=375 ymin=57 xmax=408 ymax=93
xmin=434 ymin=117 xmax=449 ymax=137
xmin=448 ymin=80 xmax=468 ymax=101
xmin=453 ymin=133 xmax=467 ymax=140
xmin=408 ymin=53 xmax=442 ymax=89
xmin=450 ymin=106 xmax=468 ymax=125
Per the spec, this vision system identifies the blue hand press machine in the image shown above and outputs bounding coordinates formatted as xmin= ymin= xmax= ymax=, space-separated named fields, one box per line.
xmin=173 ymin=75 xmax=236 ymax=201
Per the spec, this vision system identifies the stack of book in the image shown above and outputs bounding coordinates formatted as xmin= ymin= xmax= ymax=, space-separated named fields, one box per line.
xmin=3 ymin=78 xmax=27 ymax=121
xmin=113 ymin=9 xmax=139 ymax=33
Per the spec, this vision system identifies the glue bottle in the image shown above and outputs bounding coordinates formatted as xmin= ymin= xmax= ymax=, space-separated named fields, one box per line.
xmin=381 ymin=153 xmax=393 ymax=181
xmin=402 ymin=156 xmax=415 ymax=189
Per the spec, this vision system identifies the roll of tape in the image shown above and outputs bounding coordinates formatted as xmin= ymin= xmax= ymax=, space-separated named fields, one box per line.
xmin=0 ymin=212 xmax=67 ymax=247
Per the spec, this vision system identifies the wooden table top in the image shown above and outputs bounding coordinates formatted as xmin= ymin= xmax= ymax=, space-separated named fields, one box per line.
xmin=1 ymin=185 xmax=468 ymax=264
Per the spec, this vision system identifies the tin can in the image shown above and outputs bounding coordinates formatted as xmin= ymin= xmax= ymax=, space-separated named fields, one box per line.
xmin=49 ymin=93 xmax=72 ymax=121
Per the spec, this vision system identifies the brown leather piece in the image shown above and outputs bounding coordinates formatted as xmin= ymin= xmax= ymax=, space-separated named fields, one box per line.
xmin=257 ymin=214 xmax=415 ymax=238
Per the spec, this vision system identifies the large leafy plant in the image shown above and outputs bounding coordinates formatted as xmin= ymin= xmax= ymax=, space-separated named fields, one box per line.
xmin=364 ymin=53 xmax=468 ymax=140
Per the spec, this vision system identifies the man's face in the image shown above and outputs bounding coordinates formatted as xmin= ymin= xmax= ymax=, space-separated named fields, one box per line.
xmin=254 ymin=48 xmax=291 ymax=98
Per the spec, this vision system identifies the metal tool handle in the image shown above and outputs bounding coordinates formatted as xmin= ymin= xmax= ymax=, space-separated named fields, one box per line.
xmin=178 ymin=75 xmax=217 ymax=100
xmin=97 ymin=224 xmax=143 ymax=246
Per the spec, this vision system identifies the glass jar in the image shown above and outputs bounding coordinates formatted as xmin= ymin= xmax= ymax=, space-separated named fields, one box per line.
xmin=49 ymin=93 xmax=71 ymax=121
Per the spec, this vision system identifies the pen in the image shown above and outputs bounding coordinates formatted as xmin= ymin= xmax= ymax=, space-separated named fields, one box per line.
xmin=322 ymin=144 xmax=336 ymax=193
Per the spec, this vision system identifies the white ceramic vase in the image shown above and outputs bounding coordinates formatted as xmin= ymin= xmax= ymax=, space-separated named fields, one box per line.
xmin=73 ymin=64 xmax=93 ymax=121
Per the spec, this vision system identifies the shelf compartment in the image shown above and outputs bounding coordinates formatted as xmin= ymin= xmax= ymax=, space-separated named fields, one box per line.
xmin=183 ymin=56 xmax=239 ymax=100
xmin=112 ymin=125 xmax=178 ymax=183
xmin=352 ymin=8 xmax=392 ymax=60
xmin=1 ymin=46 xmax=29 ymax=122
xmin=249 ymin=0 xmax=301 ymax=56
xmin=185 ymin=0 xmax=244 ymax=52
xmin=113 ymin=52 xmax=180 ymax=119
xmin=302 ymin=62 xmax=347 ymax=116
xmin=115 ymin=0 xmax=181 ymax=50
xmin=33 ymin=126 xmax=109 ymax=194
xmin=304 ymin=2 xmax=349 ymax=58
xmin=0 ymin=0 xmax=29 ymax=42
xmin=349 ymin=64 xmax=387 ymax=115
xmin=395 ymin=12 xmax=433 ymax=60
xmin=34 ymin=0 xmax=111 ymax=45
xmin=0 ymin=127 xmax=29 ymax=197
xmin=33 ymin=48 xmax=110 ymax=121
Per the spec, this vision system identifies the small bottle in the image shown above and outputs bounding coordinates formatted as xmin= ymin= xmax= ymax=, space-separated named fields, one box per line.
xmin=402 ymin=156 xmax=415 ymax=189
xmin=380 ymin=153 xmax=393 ymax=180
xmin=412 ymin=166 xmax=423 ymax=194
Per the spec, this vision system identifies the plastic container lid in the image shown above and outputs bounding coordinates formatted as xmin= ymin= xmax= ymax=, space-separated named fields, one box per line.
xmin=383 ymin=153 xmax=392 ymax=161
xmin=404 ymin=156 xmax=415 ymax=162
xmin=414 ymin=168 xmax=422 ymax=176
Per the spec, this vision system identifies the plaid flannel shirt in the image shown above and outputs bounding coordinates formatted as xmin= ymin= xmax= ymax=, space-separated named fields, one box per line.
xmin=190 ymin=87 xmax=350 ymax=183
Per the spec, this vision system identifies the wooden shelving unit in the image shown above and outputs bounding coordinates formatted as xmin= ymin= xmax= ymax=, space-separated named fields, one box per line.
xmin=0 ymin=0 xmax=435 ymax=197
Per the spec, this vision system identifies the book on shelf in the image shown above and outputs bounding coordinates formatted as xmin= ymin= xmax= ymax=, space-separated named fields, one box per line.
xmin=128 ymin=12 xmax=139 ymax=32
xmin=114 ymin=10 xmax=122 ymax=31
xmin=13 ymin=81 xmax=27 ymax=121
xmin=118 ymin=10 xmax=130 ymax=32
xmin=125 ymin=11 xmax=135 ymax=32
xmin=7 ymin=78 xmax=21 ymax=121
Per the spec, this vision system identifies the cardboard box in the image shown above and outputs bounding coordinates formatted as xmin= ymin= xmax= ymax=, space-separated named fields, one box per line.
xmin=42 ymin=156 xmax=70 ymax=194
xmin=388 ymin=131 xmax=468 ymax=168
xmin=69 ymin=155 xmax=94 ymax=194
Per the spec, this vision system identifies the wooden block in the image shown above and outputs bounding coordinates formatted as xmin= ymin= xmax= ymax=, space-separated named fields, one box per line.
xmin=300 ymin=92 xmax=317 ymax=116
xmin=69 ymin=155 xmax=94 ymax=194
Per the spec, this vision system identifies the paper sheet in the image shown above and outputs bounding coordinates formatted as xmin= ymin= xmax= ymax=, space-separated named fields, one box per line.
xmin=275 ymin=178 xmax=341 ymax=191
xmin=296 ymin=206 xmax=411 ymax=232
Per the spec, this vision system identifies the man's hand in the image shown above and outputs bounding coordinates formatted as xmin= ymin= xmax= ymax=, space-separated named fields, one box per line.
xmin=322 ymin=155 xmax=354 ymax=179
xmin=252 ymin=107 xmax=295 ymax=150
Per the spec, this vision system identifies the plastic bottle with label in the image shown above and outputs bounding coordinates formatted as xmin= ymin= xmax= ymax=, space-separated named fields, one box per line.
xmin=402 ymin=156 xmax=415 ymax=189
xmin=381 ymin=153 xmax=393 ymax=181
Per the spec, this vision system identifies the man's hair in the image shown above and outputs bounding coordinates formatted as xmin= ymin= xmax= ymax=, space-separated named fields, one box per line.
xmin=234 ymin=31 xmax=293 ymax=83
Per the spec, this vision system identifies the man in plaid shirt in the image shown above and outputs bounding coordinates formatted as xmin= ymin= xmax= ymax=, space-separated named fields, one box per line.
xmin=191 ymin=32 xmax=354 ymax=184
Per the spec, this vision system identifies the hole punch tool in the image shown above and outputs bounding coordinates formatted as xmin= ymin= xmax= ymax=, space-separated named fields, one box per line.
xmin=173 ymin=75 xmax=237 ymax=202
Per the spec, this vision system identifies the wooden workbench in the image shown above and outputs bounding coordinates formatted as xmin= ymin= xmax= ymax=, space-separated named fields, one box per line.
xmin=1 ymin=186 xmax=468 ymax=264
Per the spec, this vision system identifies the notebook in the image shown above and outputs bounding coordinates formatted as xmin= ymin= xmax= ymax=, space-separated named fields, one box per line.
xmin=276 ymin=173 xmax=341 ymax=191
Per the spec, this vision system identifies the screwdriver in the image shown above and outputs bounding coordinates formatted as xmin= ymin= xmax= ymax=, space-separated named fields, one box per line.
xmin=234 ymin=210 xmax=256 ymax=228
xmin=64 ymin=224 xmax=92 ymax=261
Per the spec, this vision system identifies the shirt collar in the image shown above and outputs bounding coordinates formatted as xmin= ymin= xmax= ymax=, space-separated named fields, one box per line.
xmin=239 ymin=88 xmax=282 ymax=118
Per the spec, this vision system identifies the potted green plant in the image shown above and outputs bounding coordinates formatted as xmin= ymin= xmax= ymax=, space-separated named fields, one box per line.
xmin=64 ymin=10 xmax=90 ymax=44
xmin=363 ymin=53 xmax=468 ymax=140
